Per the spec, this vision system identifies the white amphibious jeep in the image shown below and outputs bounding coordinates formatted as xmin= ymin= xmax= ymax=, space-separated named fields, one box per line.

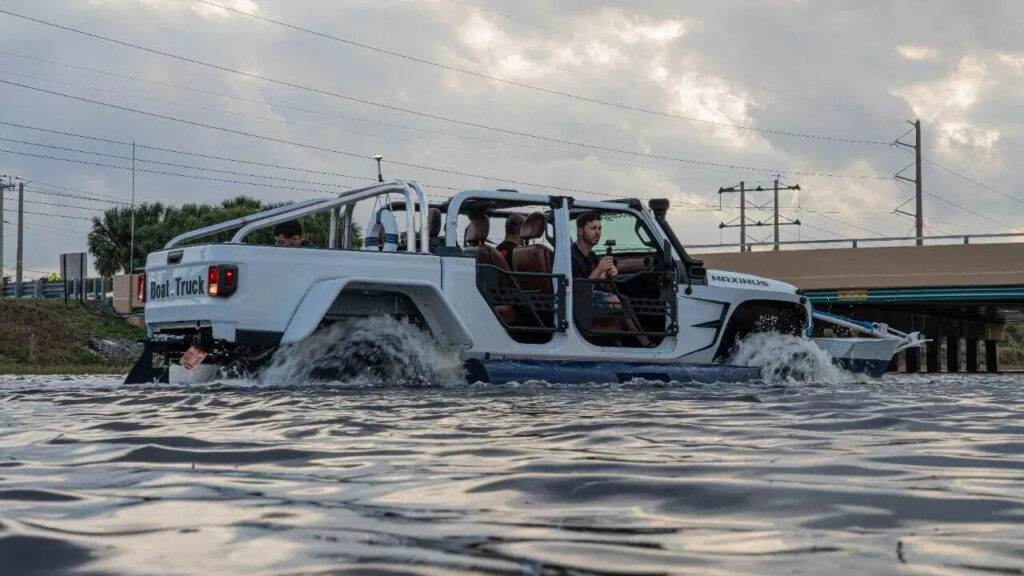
xmin=126 ymin=180 xmax=811 ymax=384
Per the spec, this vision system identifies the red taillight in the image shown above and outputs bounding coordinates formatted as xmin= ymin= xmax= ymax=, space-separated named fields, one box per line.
xmin=136 ymin=273 xmax=146 ymax=303
xmin=208 ymin=266 xmax=219 ymax=296
xmin=207 ymin=265 xmax=238 ymax=297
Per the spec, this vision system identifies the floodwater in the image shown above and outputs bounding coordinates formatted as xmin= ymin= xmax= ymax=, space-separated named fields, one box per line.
xmin=1 ymin=372 xmax=1023 ymax=575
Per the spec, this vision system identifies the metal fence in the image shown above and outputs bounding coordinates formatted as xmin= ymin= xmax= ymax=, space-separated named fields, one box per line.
xmin=688 ymin=232 xmax=1024 ymax=253
xmin=1 ymin=277 xmax=112 ymax=301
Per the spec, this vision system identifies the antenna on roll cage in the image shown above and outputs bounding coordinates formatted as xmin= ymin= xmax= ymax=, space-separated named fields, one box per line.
xmin=373 ymin=154 xmax=384 ymax=183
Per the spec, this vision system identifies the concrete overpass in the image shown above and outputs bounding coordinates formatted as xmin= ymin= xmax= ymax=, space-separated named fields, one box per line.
xmin=692 ymin=235 xmax=1024 ymax=373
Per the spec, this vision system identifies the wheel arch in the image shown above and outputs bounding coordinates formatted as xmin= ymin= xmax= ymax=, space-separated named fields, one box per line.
xmin=713 ymin=298 xmax=810 ymax=361
xmin=280 ymin=277 xmax=473 ymax=348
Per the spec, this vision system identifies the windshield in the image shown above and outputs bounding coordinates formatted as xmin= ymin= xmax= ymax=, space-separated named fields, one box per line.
xmin=571 ymin=210 xmax=657 ymax=254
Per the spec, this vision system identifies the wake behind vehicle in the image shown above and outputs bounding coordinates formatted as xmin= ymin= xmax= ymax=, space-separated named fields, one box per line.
xmin=126 ymin=180 xmax=814 ymax=384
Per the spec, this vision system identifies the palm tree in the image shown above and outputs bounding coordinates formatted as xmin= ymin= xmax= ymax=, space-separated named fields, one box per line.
xmin=88 ymin=202 xmax=166 ymax=277
xmin=88 ymin=197 xmax=362 ymax=276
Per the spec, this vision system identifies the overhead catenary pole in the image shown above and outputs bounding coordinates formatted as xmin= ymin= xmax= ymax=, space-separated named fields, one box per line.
xmin=16 ymin=182 xmax=23 ymax=296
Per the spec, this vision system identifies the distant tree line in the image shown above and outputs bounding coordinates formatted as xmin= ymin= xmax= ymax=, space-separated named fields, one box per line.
xmin=87 ymin=196 xmax=362 ymax=277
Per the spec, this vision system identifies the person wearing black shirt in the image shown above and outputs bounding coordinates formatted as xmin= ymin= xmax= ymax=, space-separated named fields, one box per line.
xmin=495 ymin=213 xmax=525 ymax=268
xmin=572 ymin=212 xmax=617 ymax=280
xmin=572 ymin=211 xmax=650 ymax=347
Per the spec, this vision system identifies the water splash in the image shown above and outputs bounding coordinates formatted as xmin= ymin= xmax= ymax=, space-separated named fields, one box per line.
xmin=259 ymin=316 xmax=463 ymax=387
xmin=728 ymin=332 xmax=848 ymax=383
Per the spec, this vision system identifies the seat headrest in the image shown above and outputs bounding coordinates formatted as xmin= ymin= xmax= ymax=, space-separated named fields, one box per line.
xmin=464 ymin=216 xmax=489 ymax=246
xmin=521 ymin=211 xmax=545 ymax=240
xmin=428 ymin=208 xmax=442 ymax=238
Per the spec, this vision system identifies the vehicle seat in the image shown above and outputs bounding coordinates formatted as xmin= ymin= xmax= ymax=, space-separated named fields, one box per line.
xmin=428 ymin=208 xmax=443 ymax=252
xmin=512 ymin=211 xmax=554 ymax=294
xmin=464 ymin=216 xmax=516 ymax=324
xmin=397 ymin=208 xmax=444 ymax=252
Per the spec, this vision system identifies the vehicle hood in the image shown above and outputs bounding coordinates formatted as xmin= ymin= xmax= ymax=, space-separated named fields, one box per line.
xmin=705 ymin=269 xmax=798 ymax=293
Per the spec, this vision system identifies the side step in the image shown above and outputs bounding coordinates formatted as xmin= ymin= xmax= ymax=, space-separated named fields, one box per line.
xmin=465 ymin=359 xmax=761 ymax=385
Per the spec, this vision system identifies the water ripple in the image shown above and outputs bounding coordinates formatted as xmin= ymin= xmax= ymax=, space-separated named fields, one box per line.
xmin=0 ymin=374 xmax=1022 ymax=574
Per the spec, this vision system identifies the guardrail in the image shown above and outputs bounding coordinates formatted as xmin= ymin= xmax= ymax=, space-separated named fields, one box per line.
xmin=1 ymin=277 xmax=112 ymax=301
xmin=688 ymin=232 xmax=1024 ymax=251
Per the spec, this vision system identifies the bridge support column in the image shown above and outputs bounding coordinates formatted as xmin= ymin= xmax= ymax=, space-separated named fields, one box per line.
xmin=986 ymin=340 xmax=999 ymax=373
xmin=966 ymin=339 xmax=979 ymax=373
xmin=926 ymin=337 xmax=940 ymax=373
xmin=887 ymin=355 xmax=899 ymax=373
xmin=946 ymin=336 xmax=961 ymax=373
xmin=905 ymin=347 xmax=920 ymax=373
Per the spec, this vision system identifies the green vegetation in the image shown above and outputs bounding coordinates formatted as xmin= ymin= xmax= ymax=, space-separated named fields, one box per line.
xmin=88 ymin=196 xmax=363 ymax=276
xmin=0 ymin=299 xmax=145 ymax=374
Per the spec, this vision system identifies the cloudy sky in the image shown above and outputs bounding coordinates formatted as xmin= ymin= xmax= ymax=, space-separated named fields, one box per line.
xmin=0 ymin=0 xmax=1022 ymax=276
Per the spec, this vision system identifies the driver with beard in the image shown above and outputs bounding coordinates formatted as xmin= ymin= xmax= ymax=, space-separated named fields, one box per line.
xmin=571 ymin=211 xmax=650 ymax=347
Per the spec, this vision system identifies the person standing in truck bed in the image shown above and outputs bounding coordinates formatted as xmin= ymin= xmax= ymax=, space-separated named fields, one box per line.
xmin=273 ymin=220 xmax=310 ymax=247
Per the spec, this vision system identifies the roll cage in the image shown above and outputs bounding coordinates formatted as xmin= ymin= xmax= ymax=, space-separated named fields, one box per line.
xmin=163 ymin=180 xmax=431 ymax=252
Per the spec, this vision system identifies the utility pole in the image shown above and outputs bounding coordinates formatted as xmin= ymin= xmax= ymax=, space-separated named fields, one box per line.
xmin=720 ymin=180 xmax=800 ymax=251
xmin=16 ymin=182 xmax=23 ymax=296
xmin=129 ymin=141 xmax=136 ymax=274
xmin=915 ymin=119 xmax=922 ymax=245
xmin=771 ymin=178 xmax=801 ymax=250
xmin=724 ymin=180 xmax=749 ymax=250
xmin=739 ymin=181 xmax=746 ymax=252
xmin=773 ymin=178 xmax=779 ymax=249
xmin=893 ymin=119 xmax=923 ymax=245
xmin=0 ymin=176 xmax=11 ymax=296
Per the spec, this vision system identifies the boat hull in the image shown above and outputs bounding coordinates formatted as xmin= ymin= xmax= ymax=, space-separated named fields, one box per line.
xmin=813 ymin=337 xmax=899 ymax=378
xmin=465 ymin=359 xmax=762 ymax=384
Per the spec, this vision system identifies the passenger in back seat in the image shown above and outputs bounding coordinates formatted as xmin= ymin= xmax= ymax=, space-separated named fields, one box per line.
xmin=495 ymin=213 xmax=525 ymax=268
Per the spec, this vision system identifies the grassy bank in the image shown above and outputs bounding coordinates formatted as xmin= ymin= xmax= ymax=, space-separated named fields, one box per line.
xmin=0 ymin=299 xmax=145 ymax=374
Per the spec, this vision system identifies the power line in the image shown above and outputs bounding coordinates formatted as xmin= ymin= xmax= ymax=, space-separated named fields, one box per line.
xmin=797 ymin=207 xmax=886 ymax=237
xmin=923 ymin=190 xmax=1020 ymax=232
xmin=0 ymin=124 xmax=897 ymax=240
xmin=0 ymin=59 xmax=615 ymax=165
xmin=0 ymin=81 xmax=636 ymax=196
xmin=0 ymin=147 xmax=370 ymax=195
xmin=195 ymin=0 xmax=891 ymax=146
xmin=0 ymin=135 xmax=369 ymax=190
xmin=0 ymin=120 xmax=458 ymax=189
xmin=4 ymin=217 xmax=90 ymax=238
xmin=922 ymin=156 xmax=1024 ymax=205
xmin=23 ymin=186 xmax=128 ymax=205
xmin=9 ymin=134 xmax=890 ymax=239
xmin=0 ymin=66 xmax=764 ymax=178
xmin=1 ymin=193 xmax=105 ymax=212
xmin=0 ymin=11 xmax=891 ymax=180
xmin=24 ymin=179 xmax=129 ymax=202
xmin=20 ymin=209 xmax=93 ymax=221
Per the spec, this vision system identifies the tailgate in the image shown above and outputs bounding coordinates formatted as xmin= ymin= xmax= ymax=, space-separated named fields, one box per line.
xmin=145 ymin=244 xmax=218 ymax=303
